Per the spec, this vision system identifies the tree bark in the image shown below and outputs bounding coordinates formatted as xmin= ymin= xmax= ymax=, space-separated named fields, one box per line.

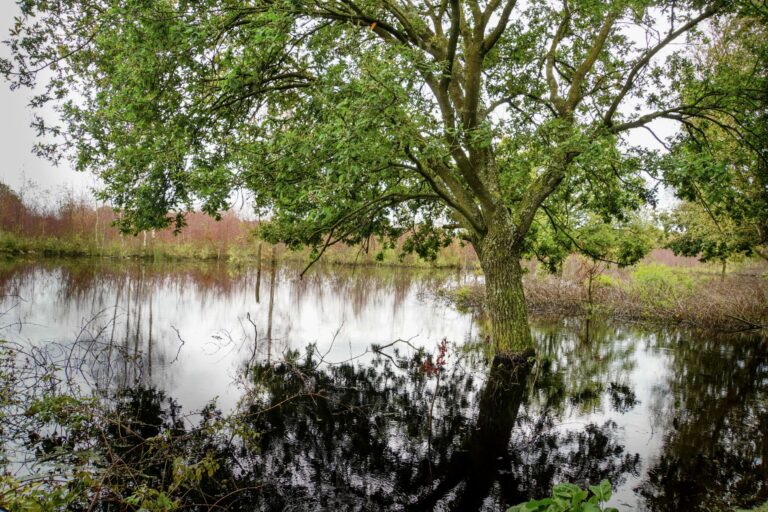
xmin=475 ymin=215 xmax=534 ymax=354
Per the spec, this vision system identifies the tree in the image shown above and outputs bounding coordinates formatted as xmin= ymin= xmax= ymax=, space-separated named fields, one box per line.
xmin=662 ymin=201 xmax=754 ymax=274
xmin=0 ymin=182 xmax=26 ymax=233
xmin=572 ymin=215 xmax=654 ymax=313
xmin=662 ymin=12 xmax=768 ymax=263
xmin=2 ymin=0 xmax=754 ymax=355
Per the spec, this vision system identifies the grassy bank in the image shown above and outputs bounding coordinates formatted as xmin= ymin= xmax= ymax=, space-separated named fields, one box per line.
xmin=443 ymin=260 xmax=768 ymax=332
xmin=0 ymin=231 xmax=243 ymax=260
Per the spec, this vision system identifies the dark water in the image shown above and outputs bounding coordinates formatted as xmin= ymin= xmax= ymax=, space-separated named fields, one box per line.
xmin=0 ymin=258 xmax=766 ymax=511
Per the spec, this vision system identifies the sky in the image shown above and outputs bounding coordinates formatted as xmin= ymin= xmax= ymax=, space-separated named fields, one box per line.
xmin=0 ymin=2 xmax=96 ymax=197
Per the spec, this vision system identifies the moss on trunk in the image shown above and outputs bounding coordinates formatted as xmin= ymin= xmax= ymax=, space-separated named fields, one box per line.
xmin=475 ymin=217 xmax=534 ymax=355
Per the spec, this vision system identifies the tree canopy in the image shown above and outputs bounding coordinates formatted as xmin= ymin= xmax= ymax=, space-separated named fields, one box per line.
xmin=662 ymin=11 xmax=768 ymax=262
xmin=662 ymin=201 xmax=756 ymax=266
xmin=3 ymin=0 xmax=764 ymax=349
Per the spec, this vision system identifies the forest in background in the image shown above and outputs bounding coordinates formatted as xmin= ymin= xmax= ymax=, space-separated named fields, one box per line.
xmin=0 ymin=180 xmax=255 ymax=259
xmin=0 ymin=179 xmax=481 ymax=266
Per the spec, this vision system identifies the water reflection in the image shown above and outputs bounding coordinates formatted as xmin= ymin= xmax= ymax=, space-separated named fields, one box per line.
xmin=637 ymin=332 xmax=768 ymax=510
xmin=1 ymin=259 xmax=766 ymax=510
xmin=0 ymin=259 xmax=474 ymax=411
xmin=237 ymin=349 xmax=640 ymax=511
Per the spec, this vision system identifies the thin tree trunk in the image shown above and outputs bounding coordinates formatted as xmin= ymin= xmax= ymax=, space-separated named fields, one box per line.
xmin=267 ymin=249 xmax=277 ymax=363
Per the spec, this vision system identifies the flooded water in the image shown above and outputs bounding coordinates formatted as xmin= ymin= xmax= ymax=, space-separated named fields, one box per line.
xmin=0 ymin=258 xmax=766 ymax=511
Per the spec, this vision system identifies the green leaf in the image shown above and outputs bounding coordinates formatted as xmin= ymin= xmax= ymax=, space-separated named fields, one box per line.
xmin=588 ymin=479 xmax=613 ymax=502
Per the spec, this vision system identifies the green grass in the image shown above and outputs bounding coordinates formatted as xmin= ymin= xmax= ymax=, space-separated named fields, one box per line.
xmin=0 ymin=231 xmax=246 ymax=261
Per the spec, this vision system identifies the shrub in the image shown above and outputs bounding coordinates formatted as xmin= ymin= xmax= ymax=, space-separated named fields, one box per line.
xmin=593 ymin=274 xmax=619 ymax=289
xmin=507 ymin=480 xmax=618 ymax=512
xmin=631 ymin=264 xmax=694 ymax=308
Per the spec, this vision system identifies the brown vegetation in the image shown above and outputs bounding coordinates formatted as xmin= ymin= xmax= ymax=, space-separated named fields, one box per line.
xmin=0 ymin=181 xmax=478 ymax=267
xmin=445 ymin=257 xmax=768 ymax=333
xmin=0 ymin=181 xmax=256 ymax=257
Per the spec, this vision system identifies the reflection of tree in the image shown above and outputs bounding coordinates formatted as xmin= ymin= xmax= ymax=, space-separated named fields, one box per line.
xmin=266 ymin=251 xmax=277 ymax=362
xmin=533 ymin=319 xmax=638 ymax=416
xmin=291 ymin=262 xmax=458 ymax=319
xmin=240 ymin=348 xmax=640 ymax=510
xmin=0 ymin=258 xmax=467 ymax=387
xmin=0 ymin=258 xmax=256 ymax=306
xmin=6 ymin=291 xmax=648 ymax=511
xmin=637 ymin=333 xmax=768 ymax=511
xmin=506 ymin=419 xmax=640 ymax=501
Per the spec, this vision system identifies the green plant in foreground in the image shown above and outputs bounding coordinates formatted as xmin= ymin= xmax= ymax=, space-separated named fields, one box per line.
xmin=507 ymin=480 xmax=618 ymax=512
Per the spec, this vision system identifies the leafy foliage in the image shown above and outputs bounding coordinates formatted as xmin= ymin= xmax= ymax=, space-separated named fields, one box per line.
xmin=507 ymin=480 xmax=618 ymax=512
xmin=662 ymin=201 xmax=755 ymax=264
xmin=2 ymin=0 xmax=751 ymax=253
xmin=662 ymin=14 xmax=768 ymax=262
xmin=528 ymin=214 xmax=654 ymax=273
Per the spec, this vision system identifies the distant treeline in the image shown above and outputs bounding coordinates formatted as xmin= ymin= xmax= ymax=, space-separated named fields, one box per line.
xmin=0 ymin=180 xmax=257 ymax=258
xmin=0 ymin=181 xmax=477 ymax=267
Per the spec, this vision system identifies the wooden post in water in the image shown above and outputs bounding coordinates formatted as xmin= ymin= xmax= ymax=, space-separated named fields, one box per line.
xmin=255 ymin=242 xmax=262 ymax=303
xmin=266 ymin=247 xmax=277 ymax=364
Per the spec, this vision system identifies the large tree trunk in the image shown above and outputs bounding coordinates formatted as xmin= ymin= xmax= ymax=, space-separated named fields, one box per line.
xmin=475 ymin=218 xmax=534 ymax=354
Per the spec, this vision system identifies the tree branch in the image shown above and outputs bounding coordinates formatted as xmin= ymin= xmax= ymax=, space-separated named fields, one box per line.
xmin=603 ymin=4 xmax=721 ymax=126
xmin=565 ymin=9 xmax=619 ymax=111
xmin=546 ymin=2 xmax=571 ymax=112
xmin=514 ymin=151 xmax=577 ymax=243
xmin=608 ymin=105 xmax=691 ymax=133
xmin=404 ymin=146 xmax=486 ymax=234
xmin=439 ymin=0 xmax=461 ymax=93
xmin=482 ymin=0 xmax=517 ymax=54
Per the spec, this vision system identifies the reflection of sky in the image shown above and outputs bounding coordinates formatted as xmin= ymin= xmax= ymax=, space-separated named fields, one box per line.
xmin=528 ymin=327 xmax=670 ymax=511
xmin=0 ymin=263 xmax=477 ymax=413
xmin=606 ymin=339 xmax=668 ymax=510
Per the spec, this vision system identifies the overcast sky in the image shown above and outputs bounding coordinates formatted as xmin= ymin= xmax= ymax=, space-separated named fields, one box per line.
xmin=0 ymin=2 xmax=96 ymax=197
